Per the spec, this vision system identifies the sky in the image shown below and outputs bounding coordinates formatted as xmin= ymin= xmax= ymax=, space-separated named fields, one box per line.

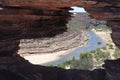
xmin=69 ymin=6 xmax=86 ymax=13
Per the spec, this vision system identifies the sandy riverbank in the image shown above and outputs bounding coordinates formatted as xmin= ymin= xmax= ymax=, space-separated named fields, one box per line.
xmin=23 ymin=48 xmax=77 ymax=65
xmin=92 ymin=29 xmax=115 ymax=59
xmin=20 ymin=31 xmax=88 ymax=65
xmin=23 ymin=29 xmax=112 ymax=65
xmin=23 ymin=30 xmax=109 ymax=65
xmin=92 ymin=29 xmax=112 ymax=43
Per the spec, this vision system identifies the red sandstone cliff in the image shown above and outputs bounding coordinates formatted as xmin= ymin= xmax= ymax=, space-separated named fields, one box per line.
xmin=0 ymin=0 xmax=119 ymax=80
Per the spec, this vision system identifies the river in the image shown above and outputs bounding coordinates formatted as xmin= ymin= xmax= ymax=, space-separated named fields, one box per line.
xmin=44 ymin=31 xmax=106 ymax=66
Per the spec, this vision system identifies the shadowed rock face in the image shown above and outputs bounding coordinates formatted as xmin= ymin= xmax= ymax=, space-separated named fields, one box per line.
xmin=103 ymin=59 xmax=120 ymax=80
xmin=0 ymin=0 xmax=120 ymax=80
xmin=107 ymin=21 xmax=120 ymax=48
xmin=0 ymin=69 xmax=27 ymax=80
xmin=0 ymin=0 xmax=119 ymax=46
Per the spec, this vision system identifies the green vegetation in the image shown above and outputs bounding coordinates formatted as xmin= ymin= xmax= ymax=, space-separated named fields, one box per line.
xmin=109 ymin=44 xmax=114 ymax=49
xmin=71 ymin=53 xmax=93 ymax=70
xmin=94 ymin=25 xmax=111 ymax=32
xmin=57 ymin=48 xmax=110 ymax=70
xmin=113 ymin=47 xmax=120 ymax=59
xmin=55 ymin=43 xmax=120 ymax=70
xmin=97 ymin=42 xmax=102 ymax=45
xmin=102 ymin=47 xmax=107 ymax=50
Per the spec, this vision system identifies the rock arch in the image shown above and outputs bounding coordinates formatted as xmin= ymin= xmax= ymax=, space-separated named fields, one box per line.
xmin=0 ymin=0 xmax=119 ymax=80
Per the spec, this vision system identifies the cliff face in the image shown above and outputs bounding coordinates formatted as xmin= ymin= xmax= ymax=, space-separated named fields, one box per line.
xmin=0 ymin=0 xmax=120 ymax=80
xmin=19 ymin=13 xmax=95 ymax=55
xmin=0 ymin=0 xmax=119 ymax=47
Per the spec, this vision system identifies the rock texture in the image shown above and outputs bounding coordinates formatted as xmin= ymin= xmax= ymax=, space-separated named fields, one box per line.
xmin=0 ymin=0 xmax=120 ymax=80
xmin=108 ymin=21 xmax=120 ymax=48
xmin=18 ymin=13 xmax=106 ymax=56
xmin=19 ymin=13 xmax=93 ymax=55
xmin=0 ymin=55 xmax=115 ymax=80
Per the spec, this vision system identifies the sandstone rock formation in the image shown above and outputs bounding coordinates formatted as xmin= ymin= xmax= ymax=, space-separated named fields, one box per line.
xmin=0 ymin=0 xmax=120 ymax=80
xmin=19 ymin=13 xmax=93 ymax=55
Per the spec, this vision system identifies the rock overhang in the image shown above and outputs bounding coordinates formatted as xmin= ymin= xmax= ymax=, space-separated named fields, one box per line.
xmin=0 ymin=0 xmax=119 ymax=80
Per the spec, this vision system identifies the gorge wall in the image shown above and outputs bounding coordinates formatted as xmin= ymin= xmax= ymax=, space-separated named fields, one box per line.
xmin=19 ymin=13 xmax=99 ymax=55
xmin=0 ymin=0 xmax=119 ymax=80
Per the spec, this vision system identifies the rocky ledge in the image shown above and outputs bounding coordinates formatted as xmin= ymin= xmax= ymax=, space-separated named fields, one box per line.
xmin=0 ymin=0 xmax=120 ymax=80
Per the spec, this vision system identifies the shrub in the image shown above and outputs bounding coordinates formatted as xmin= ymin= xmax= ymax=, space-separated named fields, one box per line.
xmin=97 ymin=42 xmax=102 ymax=45
xmin=109 ymin=44 xmax=114 ymax=49
xmin=57 ymin=48 xmax=110 ymax=70
xmin=113 ymin=47 xmax=120 ymax=59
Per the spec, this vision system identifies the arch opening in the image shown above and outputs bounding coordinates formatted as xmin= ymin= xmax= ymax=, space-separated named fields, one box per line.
xmin=69 ymin=6 xmax=86 ymax=13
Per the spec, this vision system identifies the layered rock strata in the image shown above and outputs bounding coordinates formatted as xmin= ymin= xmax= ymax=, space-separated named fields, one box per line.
xmin=0 ymin=0 xmax=119 ymax=80
xmin=19 ymin=13 xmax=93 ymax=55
